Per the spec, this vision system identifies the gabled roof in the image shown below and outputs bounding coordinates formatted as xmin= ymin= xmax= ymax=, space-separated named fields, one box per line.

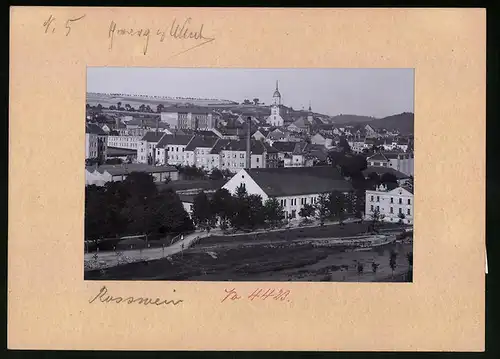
xmin=272 ymin=141 xmax=299 ymax=153
xmin=156 ymin=134 xmax=194 ymax=148
xmin=185 ymin=136 xmax=219 ymax=151
xmin=218 ymin=139 xmax=271 ymax=155
xmin=86 ymin=123 xmax=107 ymax=135
xmin=91 ymin=164 xmax=177 ymax=176
xmin=362 ymin=166 xmax=410 ymax=179
xmin=367 ymin=153 xmax=389 ymax=162
xmin=388 ymin=186 xmax=414 ymax=196
xmin=141 ymin=132 xmax=166 ymax=143
xmin=244 ymin=166 xmax=352 ymax=197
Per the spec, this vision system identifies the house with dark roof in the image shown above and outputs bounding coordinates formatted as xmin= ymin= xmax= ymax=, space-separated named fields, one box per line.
xmin=137 ymin=131 xmax=169 ymax=164
xmin=154 ymin=134 xmax=195 ymax=166
xmin=85 ymin=164 xmax=178 ymax=186
xmin=183 ymin=136 xmax=220 ymax=170
xmin=365 ymin=184 xmax=414 ymax=225
xmin=85 ymin=124 xmax=108 ymax=161
xmin=222 ymin=166 xmax=352 ymax=220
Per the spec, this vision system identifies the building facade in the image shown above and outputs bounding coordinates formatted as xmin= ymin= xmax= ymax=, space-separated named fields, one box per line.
xmin=365 ymin=184 xmax=414 ymax=224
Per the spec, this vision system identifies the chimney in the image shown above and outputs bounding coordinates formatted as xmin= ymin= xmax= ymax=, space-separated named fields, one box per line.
xmin=115 ymin=117 xmax=120 ymax=129
xmin=246 ymin=116 xmax=251 ymax=169
xmin=156 ymin=117 xmax=159 ymax=135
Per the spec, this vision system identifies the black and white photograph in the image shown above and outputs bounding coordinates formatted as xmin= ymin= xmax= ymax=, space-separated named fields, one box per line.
xmin=84 ymin=68 xmax=414 ymax=282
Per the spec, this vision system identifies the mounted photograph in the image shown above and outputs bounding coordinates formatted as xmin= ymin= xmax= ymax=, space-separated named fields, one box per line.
xmin=84 ymin=67 xmax=414 ymax=282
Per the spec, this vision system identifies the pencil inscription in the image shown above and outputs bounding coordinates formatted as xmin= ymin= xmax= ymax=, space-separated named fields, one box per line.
xmin=89 ymin=286 xmax=184 ymax=307
xmin=108 ymin=17 xmax=215 ymax=56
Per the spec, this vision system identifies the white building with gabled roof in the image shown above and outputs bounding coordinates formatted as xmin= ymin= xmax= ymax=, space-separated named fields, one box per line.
xmin=365 ymin=184 xmax=414 ymax=225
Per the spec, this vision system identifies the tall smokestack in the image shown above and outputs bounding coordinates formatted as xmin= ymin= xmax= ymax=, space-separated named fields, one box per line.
xmin=246 ymin=116 xmax=251 ymax=169
xmin=155 ymin=117 xmax=159 ymax=135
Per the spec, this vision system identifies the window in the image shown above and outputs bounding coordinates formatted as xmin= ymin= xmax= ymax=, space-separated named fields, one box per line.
xmin=233 ymin=154 xmax=236 ymax=158
xmin=390 ymin=207 xmax=393 ymax=213
xmin=176 ymin=147 xmax=179 ymax=152
xmin=240 ymin=153 xmax=244 ymax=158
xmin=284 ymin=199 xmax=287 ymax=206
xmin=407 ymin=208 xmax=411 ymax=215
xmin=370 ymin=195 xmax=374 ymax=202
xmin=408 ymin=199 xmax=411 ymax=205
xmin=399 ymin=198 xmax=402 ymax=204
xmin=376 ymin=206 xmax=379 ymax=211
xmin=390 ymin=197 xmax=393 ymax=204
xmin=377 ymin=196 xmax=380 ymax=202
xmin=256 ymin=157 xmax=259 ymax=163
xmin=399 ymin=208 xmax=403 ymax=214
xmin=370 ymin=205 xmax=374 ymax=211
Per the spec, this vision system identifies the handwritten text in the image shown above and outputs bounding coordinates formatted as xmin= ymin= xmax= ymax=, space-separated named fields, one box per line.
xmin=108 ymin=17 xmax=215 ymax=56
xmin=43 ymin=14 xmax=86 ymax=36
xmin=89 ymin=286 xmax=183 ymax=307
xmin=221 ymin=288 xmax=291 ymax=303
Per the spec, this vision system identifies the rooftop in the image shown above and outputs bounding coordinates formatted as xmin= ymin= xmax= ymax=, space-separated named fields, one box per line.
xmin=243 ymin=166 xmax=353 ymax=197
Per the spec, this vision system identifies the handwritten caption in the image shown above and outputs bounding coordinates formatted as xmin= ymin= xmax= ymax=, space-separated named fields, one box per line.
xmin=89 ymin=286 xmax=183 ymax=307
xmin=221 ymin=288 xmax=292 ymax=303
xmin=42 ymin=13 xmax=215 ymax=57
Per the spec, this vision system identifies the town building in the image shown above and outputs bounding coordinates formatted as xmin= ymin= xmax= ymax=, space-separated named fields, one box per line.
xmin=160 ymin=108 xmax=220 ymax=130
xmin=107 ymin=135 xmax=143 ymax=150
xmin=222 ymin=166 xmax=353 ymax=220
xmin=106 ymin=147 xmax=137 ymax=163
xmin=310 ymin=133 xmax=333 ymax=148
xmin=85 ymin=123 xmax=108 ymax=162
xmin=137 ymin=132 xmax=167 ymax=164
xmin=266 ymin=81 xmax=285 ymax=127
xmin=155 ymin=134 xmax=195 ymax=166
xmin=183 ymin=136 xmax=220 ymax=170
xmin=365 ymin=184 xmax=414 ymax=224
xmin=85 ymin=164 xmax=178 ymax=186
xmin=362 ymin=166 xmax=411 ymax=186
xmin=367 ymin=152 xmax=414 ymax=176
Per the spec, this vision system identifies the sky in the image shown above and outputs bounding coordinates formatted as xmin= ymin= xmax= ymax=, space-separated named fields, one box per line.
xmin=87 ymin=68 xmax=414 ymax=118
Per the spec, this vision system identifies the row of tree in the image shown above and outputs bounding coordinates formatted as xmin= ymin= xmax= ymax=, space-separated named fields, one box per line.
xmin=190 ymin=185 xmax=367 ymax=233
xmin=85 ymin=172 xmax=193 ymax=241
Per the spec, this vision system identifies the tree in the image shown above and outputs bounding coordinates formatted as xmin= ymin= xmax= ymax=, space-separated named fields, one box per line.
xmin=157 ymin=189 xmax=194 ymax=234
xmin=247 ymin=194 xmax=266 ymax=229
xmin=157 ymin=104 xmax=165 ymax=113
xmin=209 ymin=168 xmax=224 ymax=180
xmin=192 ymin=191 xmax=217 ymax=233
xmin=406 ymin=252 xmax=413 ymax=281
xmin=372 ymin=262 xmax=379 ymax=273
xmin=139 ymin=104 xmax=146 ymax=112
xmin=398 ymin=212 xmax=406 ymax=226
xmin=105 ymin=158 xmax=123 ymax=165
xmin=357 ymin=262 xmax=364 ymax=275
xmin=253 ymin=98 xmax=260 ymax=105
xmin=109 ymin=105 xmax=117 ymax=110
xmin=299 ymin=203 xmax=315 ymax=222
xmin=211 ymin=188 xmax=234 ymax=230
xmin=124 ymin=103 xmax=131 ymax=111
xmin=263 ymin=198 xmax=285 ymax=228
xmin=117 ymin=102 xmax=123 ymax=110
xmin=339 ymin=137 xmax=351 ymax=153
xmin=344 ymin=191 xmax=355 ymax=216
xmin=389 ymin=250 xmax=398 ymax=278
xmin=315 ymin=194 xmax=330 ymax=225
xmin=328 ymin=191 xmax=346 ymax=223
xmin=369 ymin=208 xmax=385 ymax=233
xmin=381 ymin=172 xmax=398 ymax=185
xmin=353 ymin=189 xmax=365 ymax=219
xmin=96 ymin=103 xmax=103 ymax=111
xmin=242 ymin=99 xmax=251 ymax=105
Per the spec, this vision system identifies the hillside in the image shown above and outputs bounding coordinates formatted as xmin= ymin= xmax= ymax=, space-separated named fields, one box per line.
xmin=369 ymin=112 xmax=414 ymax=134
xmin=330 ymin=114 xmax=376 ymax=124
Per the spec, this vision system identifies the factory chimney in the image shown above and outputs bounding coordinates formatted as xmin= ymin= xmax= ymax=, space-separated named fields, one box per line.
xmin=155 ymin=117 xmax=159 ymax=135
xmin=246 ymin=116 xmax=251 ymax=169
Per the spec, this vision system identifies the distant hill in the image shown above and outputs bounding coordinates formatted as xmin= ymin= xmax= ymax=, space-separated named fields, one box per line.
xmin=330 ymin=114 xmax=377 ymax=124
xmin=369 ymin=112 xmax=414 ymax=135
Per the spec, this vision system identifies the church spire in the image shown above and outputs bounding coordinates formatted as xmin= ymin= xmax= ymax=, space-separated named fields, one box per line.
xmin=308 ymin=101 xmax=312 ymax=112
xmin=276 ymin=80 xmax=279 ymax=91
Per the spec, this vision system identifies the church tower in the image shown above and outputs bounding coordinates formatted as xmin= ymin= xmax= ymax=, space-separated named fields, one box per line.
xmin=307 ymin=101 xmax=314 ymax=124
xmin=268 ymin=80 xmax=284 ymax=126
xmin=272 ymin=80 xmax=282 ymax=106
